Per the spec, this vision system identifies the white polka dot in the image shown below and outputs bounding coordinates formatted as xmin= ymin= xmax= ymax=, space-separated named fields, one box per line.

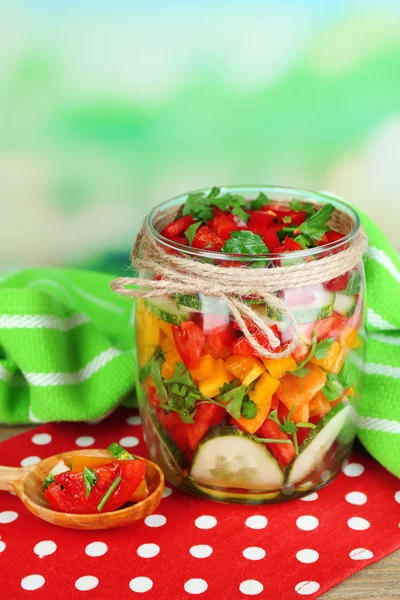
xmin=296 ymin=549 xmax=319 ymax=564
xmin=347 ymin=517 xmax=370 ymax=531
xmin=299 ymin=492 xmax=318 ymax=502
xmin=346 ymin=492 xmax=367 ymax=506
xmin=0 ymin=541 xmax=6 ymax=553
xmin=137 ymin=543 xmax=160 ymax=558
xmin=144 ymin=514 xmax=166 ymax=528
xmin=395 ymin=491 xmax=400 ymax=504
xmin=296 ymin=515 xmax=319 ymax=531
xmin=85 ymin=542 xmax=108 ymax=557
xmin=21 ymin=575 xmax=45 ymax=591
xmin=242 ymin=547 xmax=266 ymax=561
xmin=75 ymin=576 xmax=99 ymax=591
xmin=119 ymin=436 xmax=139 ymax=448
xmin=162 ymin=487 xmax=172 ymax=498
xmin=295 ymin=581 xmax=320 ymax=595
xmin=245 ymin=515 xmax=268 ymax=530
xmin=75 ymin=436 xmax=95 ymax=447
xmin=195 ymin=515 xmax=217 ymax=529
xmin=129 ymin=577 xmax=153 ymax=593
xmin=184 ymin=578 xmax=208 ymax=594
xmin=349 ymin=548 xmax=374 ymax=560
xmin=190 ymin=545 xmax=213 ymax=559
xmin=0 ymin=510 xmax=18 ymax=523
xmin=31 ymin=433 xmax=52 ymax=445
xmin=20 ymin=455 xmax=41 ymax=467
xmin=127 ymin=415 xmax=141 ymax=425
xmin=239 ymin=580 xmax=264 ymax=595
xmin=34 ymin=540 xmax=57 ymax=558
xmin=343 ymin=463 xmax=364 ymax=477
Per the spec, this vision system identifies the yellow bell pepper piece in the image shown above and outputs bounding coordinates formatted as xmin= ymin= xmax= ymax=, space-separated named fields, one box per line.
xmin=226 ymin=356 xmax=265 ymax=387
xmin=198 ymin=359 xmax=234 ymax=398
xmin=235 ymin=372 xmax=279 ymax=434
xmin=190 ymin=354 xmax=216 ymax=380
xmin=130 ymin=479 xmax=149 ymax=502
xmin=340 ymin=327 xmax=363 ymax=349
xmin=262 ymin=356 xmax=297 ymax=379
xmin=158 ymin=319 xmax=173 ymax=338
xmin=136 ymin=299 xmax=160 ymax=367
xmin=160 ymin=334 xmax=177 ymax=355
xmin=311 ymin=341 xmax=348 ymax=374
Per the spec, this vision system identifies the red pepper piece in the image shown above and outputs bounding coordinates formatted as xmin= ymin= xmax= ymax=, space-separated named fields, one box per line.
xmin=313 ymin=312 xmax=348 ymax=341
xmin=247 ymin=211 xmax=277 ymax=236
xmin=262 ymin=225 xmax=282 ymax=252
xmin=192 ymin=226 xmax=224 ymax=251
xmin=264 ymin=203 xmax=293 ymax=218
xmin=320 ymin=230 xmax=345 ymax=245
xmin=172 ymin=321 xmax=206 ymax=369
xmin=160 ymin=215 xmax=194 ymax=239
xmin=159 ymin=404 xmax=226 ymax=451
xmin=45 ymin=460 xmax=146 ymax=514
xmin=274 ymin=236 xmax=303 ymax=253
xmin=289 ymin=211 xmax=307 ymax=226
xmin=257 ymin=419 xmax=296 ymax=468
xmin=232 ymin=325 xmax=281 ymax=357
xmin=208 ymin=210 xmax=240 ymax=241
xmin=324 ymin=272 xmax=350 ymax=292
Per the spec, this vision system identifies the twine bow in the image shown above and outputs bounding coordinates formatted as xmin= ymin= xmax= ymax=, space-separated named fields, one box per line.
xmin=111 ymin=205 xmax=367 ymax=359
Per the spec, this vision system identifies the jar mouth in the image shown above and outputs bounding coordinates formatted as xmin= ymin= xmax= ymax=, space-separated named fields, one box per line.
xmin=147 ymin=185 xmax=361 ymax=262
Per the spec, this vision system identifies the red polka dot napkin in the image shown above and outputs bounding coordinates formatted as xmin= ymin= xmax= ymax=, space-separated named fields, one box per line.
xmin=0 ymin=409 xmax=399 ymax=600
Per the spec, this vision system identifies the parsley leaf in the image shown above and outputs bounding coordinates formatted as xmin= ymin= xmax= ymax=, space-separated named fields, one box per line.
xmin=250 ymin=192 xmax=270 ymax=211
xmin=148 ymin=351 xmax=167 ymax=401
xmin=338 ymin=357 xmax=359 ymax=388
xmin=289 ymin=198 xmax=316 ymax=218
xmin=159 ymin=363 xmax=203 ymax=424
xmin=242 ymin=399 xmax=258 ymax=419
xmin=293 ymin=233 xmax=317 ymax=249
xmin=217 ymin=379 xmax=258 ymax=420
xmin=298 ymin=204 xmax=335 ymax=241
xmin=182 ymin=192 xmax=214 ymax=221
xmin=185 ymin=221 xmax=202 ymax=245
xmin=323 ymin=373 xmax=343 ymax=401
xmin=290 ymin=366 xmax=311 ymax=378
xmin=222 ymin=231 xmax=269 ymax=255
xmin=42 ymin=474 xmax=55 ymax=490
xmin=344 ymin=269 xmax=361 ymax=296
xmin=213 ymin=193 xmax=249 ymax=223
xmin=314 ymin=337 xmax=335 ymax=360
xmin=83 ymin=466 xmax=98 ymax=499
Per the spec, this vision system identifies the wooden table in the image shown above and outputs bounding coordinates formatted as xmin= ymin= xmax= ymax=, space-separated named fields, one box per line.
xmin=1 ymin=425 xmax=398 ymax=599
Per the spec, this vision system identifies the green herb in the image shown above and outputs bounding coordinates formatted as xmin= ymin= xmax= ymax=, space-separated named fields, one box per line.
xmin=268 ymin=407 xmax=315 ymax=455
xmin=323 ymin=373 xmax=344 ymax=401
xmin=42 ymin=474 xmax=55 ymax=490
xmin=147 ymin=351 xmax=167 ymax=401
xmin=83 ymin=466 xmax=98 ymax=499
xmin=282 ymin=215 xmax=292 ymax=224
xmin=293 ymin=233 xmax=317 ymax=249
xmin=314 ymin=337 xmax=335 ymax=360
xmin=222 ymin=231 xmax=269 ymax=255
xmin=182 ymin=192 xmax=214 ymax=221
xmin=159 ymin=363 xmax=204 ymax=423
xmin=344 ymin=269 xmax=361 ymax=296
xmin=185 ymin=221 xmax=202 ymax=245
xmin=250 ymin=192 xmax=270 ymax=211
xmin=338 ymin=357 xmax=359 ymax=389
xmin=298 ymin=204 xmax=335 ymax=241
xmin=213 ymin=193 xmax=249 ymax=223
xmin=97 ymin=475 xmax=122 ymax=512
xmin=253 ymin=437 xmax=293 ymax=444
xmin=241 ymin=399 xmax=258 ymax=419
xmin=290 ymin=366 xmax=311 ymax=378
xmin=107 ymin=442 xmax=133 ymax=461
xmin=289 ymin=198 xmax=316 ymax=218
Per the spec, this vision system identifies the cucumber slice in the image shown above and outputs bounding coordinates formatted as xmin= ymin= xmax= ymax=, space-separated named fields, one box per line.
xmin=192 ymin=482 xmax=280 ymax=503
xmin=145 ymin=297 xmax=192 ymax=325
xmin=286 ymin=403 xmax=351 ymax=485
xmin=190 ymin=425 xmax=284 ymax=491
xmin=174 ymin=293 xmax=202 ymax=310
xmin=252 ymin=304 xmax=290 ymax=333
xmin=175 ymin=293 xmax=228 ymax=315
xmin=290 ymin=290 xmax=335 ymax=323
xmin=334 ymin=293 xmax=356 ymax=317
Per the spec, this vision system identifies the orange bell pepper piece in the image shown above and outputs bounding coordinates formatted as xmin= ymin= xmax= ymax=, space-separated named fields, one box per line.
xmin=130 ymin=478 xmax=149 ymax=502
xmin=226 ymin=356 xmax=265 ymax=387
xmin=340 ymin=327 xmax=363 ymax=349
xmin=158 ymin=319 xmax=173 ymax=338
xmin=235 ymin=372 xmax=279 ymax=434
xmin=311 ymin=341 xmax=348 ymax=374
xmin=276 ymin=363 xmax=327 ymax=411
xmin=309 ymin=391 xmax=331 ymax=418
xmin=198 ymin=359 xmax=234 ymax=398
xmin=291 ymin=402 xmax=310 ymax=424
xmin=190 ymin=354 xmax=216 ymax=380
xmin=71 ymin=456 xmax=112 ymax=472
xmin=262 ymin=356 xmax=297 ymax=379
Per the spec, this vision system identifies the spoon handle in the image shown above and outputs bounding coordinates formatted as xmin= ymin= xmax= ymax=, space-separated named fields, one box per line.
xmin=0 ymin=466 xmax=25 ymax=492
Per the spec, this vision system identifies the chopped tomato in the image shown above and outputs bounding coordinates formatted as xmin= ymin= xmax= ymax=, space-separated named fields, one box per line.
xmin=324 ymin=273 xmax=350 ymax=292
xmin=206 ymin=324 xmax=235 ymax=354
xmin=45 ymin=460 xmax=146 ymax=514
xmin=159 ymin=404 xmax=226 ymax=452
xmin=274 ymin=236 xmax=303 ymax=253
xmin=192 ymin=226 xmax=224 ymax=251
xmin=208 ymin=210 xmax=240 ymax=241
xmin=172 ymin=321 xmax=206 ymax=369
xmin=232 ymin=325 xmax=281 ymax=357
xmin=320 ymin=230 xmax=345 ymax=245
xmin=160 ymin=215 xmax=194 ymax=239
xmin=257 ymin=419 xmax=296 ymax=468
xmin=262 ymin=225 xmax=282 ymax=252
xmin=313 ymin=312 xmax=348 ymax=341
xmin=265 ymin=203 xmax=293 ymax=219
xmin=247 ymin=211 xmax=277 ymax=236
xmin=289 ymin=211 xmax=307 ymax=226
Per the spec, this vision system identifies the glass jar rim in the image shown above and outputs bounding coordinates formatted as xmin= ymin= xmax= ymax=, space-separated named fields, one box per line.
xmin=147 ymin=185 xmax=361 ymax=261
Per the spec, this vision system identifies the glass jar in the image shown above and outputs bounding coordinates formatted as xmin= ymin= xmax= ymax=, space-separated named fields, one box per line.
xmin=134 ymin=186 xmax=365 ymax=504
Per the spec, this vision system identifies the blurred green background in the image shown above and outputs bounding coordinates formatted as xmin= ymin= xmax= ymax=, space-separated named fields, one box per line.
xmin=1 ymin=1 xmax=399 ymax=274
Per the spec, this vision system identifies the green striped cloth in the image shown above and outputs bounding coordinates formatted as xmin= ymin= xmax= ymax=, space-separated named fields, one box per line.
xmin=0 ymin=211 xmax=399 ymax=477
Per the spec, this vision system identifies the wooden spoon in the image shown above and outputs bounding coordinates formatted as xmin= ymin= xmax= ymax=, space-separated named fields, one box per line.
xmin=0 ymin=449 xmax=164 ymax=530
